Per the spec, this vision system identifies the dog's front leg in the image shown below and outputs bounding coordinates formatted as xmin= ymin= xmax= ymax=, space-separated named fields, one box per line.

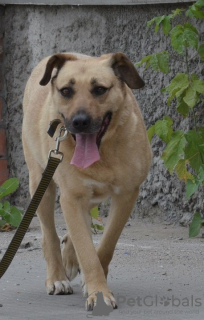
xmin=25 ymin=156 xmax=73 ymax=295
xmin=97 ymin=188 xmax=139 ymax=277
xmin=60 ymin=193 xmax=117 ymax=310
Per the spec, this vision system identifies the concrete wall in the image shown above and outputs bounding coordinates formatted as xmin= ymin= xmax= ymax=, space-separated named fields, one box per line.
xmin=0 ymin=6 xmax=9 ymax=185
xmin=1 ymin=3 xmax=203 ymax=222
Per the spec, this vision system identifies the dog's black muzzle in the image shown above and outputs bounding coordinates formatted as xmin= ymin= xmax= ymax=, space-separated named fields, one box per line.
xmin=65 ymin=110 xmax=102 ymax=135
xmin=64 ymin=110 xmax=112 ymax=147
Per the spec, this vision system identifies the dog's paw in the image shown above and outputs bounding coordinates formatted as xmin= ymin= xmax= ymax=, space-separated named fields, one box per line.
xmin=46 ymin=280 xmax=73 ymax=295
xmin=61 ymin=234 xmax=80 ymax=281
xmin=86 ymin=289 xmax=117 ymax=311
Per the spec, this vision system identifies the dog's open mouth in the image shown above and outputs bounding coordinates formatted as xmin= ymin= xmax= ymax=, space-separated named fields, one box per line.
xmin=70 ymin=112 xmax=112 ymax=169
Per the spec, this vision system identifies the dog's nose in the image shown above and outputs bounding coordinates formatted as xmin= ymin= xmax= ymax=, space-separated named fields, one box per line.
xmin=72 ymin=112 xmax=91 ymax=132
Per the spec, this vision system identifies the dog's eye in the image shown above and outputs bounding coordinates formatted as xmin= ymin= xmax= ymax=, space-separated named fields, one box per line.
xmin=92 ymin=86 xmax=108 ymax=96
xmin=60 ymin=87 xmax=74 ymax=98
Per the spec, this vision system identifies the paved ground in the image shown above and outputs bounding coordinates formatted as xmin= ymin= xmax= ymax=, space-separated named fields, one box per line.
xmin=1 ymin=214 xmax=204 ymax=320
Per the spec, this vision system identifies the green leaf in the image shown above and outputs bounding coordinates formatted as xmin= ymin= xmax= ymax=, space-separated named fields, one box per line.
xmin=0 ymin=201 xmax=12 ymax=221
xmin=171 ymin=8 xmax=184 ymax=17
xmin=3 ymin=201 xmax=11 ymax=213
xmin=0 ymin=219 xmax=6 ymax=227
xmin=154 ymin=117 xmax=173 ymax=143
xmin=191 ymin=73 xmax=199 ymax=81
xmin=197 ymin=164 xmax=204 ymax=182
xmin=186 ymin=7 xmax=195 ymax=18
xmin=170 ymin=25 xmax=185 ymax=55
xmin=0 ymin=201 xmax=22 ymax=227
xmin=186 ymin=179 xmax=199 ymax=199
xmin=147 ymin=10 xmax=183 ymax=35
xmin=9 ymin=206 xmax=22 ymax=227
xmin=157 ymin=51 xmax=170 ymax=73
xmin=135 ymin=55 xmax=151 ymax=69
xmin=176 ymin=97 xmax=190 ymax=117
xmin=90 ymin=206 xmax=99 ymax=219
xmin=147 ymin=125 xmax=155 ymax=142
xmin=170 ymin=24 xmax=199 ymax=55
xmin=147 ymin=16 xmax=166 ymax=34
xmin=186 ymin=4 xmax=204 ymax=19
xmin=96 ymin=224 xmax=104 ymax=231
xmin=180 ymin=78 xmax=204 ymax=110
xmin=196 ymin=0 xmax=204 ymax=6
xmin=198 ymin=44 xmax=204 ymax=60
xmin=0 ymin=209 xmax=6 ymax=218
xmin=163 ymin=73 xmax=189 ymax=105
xmin=149 ymin=52 xmax=170 ymax=73
xmin=189 ymin=213 xmax=203 ymax=238
xmin=155 ymin=16 xmax=166 ymax=33
xmin=136 ymin=52 xmax=169 ymax=74
xmin=162 ymin=16 xmax=171 ymax=35
xmin=183 ymin=86 xmax=198 ymax=108
xmin=147 ymin=17 xmax=158 ymax=28
xmin=164 ymin=73 xmax=189 ymax=95
xmin=185 ymin=130 xmax=204 ymax=173
xmin=175 ymin=159 xmax=193 ymax=182
xmin=161 ymin=131 xmax=186 ymax=173
xmin=150 ymin=54 xmax=159 ymax=71
xmin=183 ymin=23 xmax=199 ymax=50
xmin=163 ymin=115 xmax=173 ymax=125
xmin=0 ymin=178 xmax=20 ymax=199
xmin=192 ymin=79 xmax=204 ymax=95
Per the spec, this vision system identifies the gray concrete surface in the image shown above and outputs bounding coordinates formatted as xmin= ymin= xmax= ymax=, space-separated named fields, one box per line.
xmin=1 ymin=214 xmax=204 ymax=319
xmin=1 ymin=3 xmax=204 ymax=223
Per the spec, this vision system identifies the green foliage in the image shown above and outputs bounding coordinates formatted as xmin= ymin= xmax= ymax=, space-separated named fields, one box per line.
xmin=138 ymin=0 xmax=204 ymax=237
xmin=90 ymin=206 xmax=104 ymax=233
xmin=135 ymin=51 xmax=169 ymax=73
xmin=0 ymin=178 xmax=20 ymax=199
xmin=0 ymin=178 xmax=23 ymax=228
xmin=170 ymin=23 xmax=199 ymax=55
xmin=186 ymin=165 xmax=204 ymax=199
xmin=185 ymin=130 xmax=204 ymax=173
xmin=189 ymin=212 xmax=204 ymax=237
xmin=186 ymin=0 xmax=204 ymax=19
xmin=198 ymin=44 xmax=204 ymax=60
xmin=161 ymin=131 xmax=186 ymax=174
xmin=147 ymin=9 xmax=183 ymax=35
xmin=161 ymin=73 xmax=204 ymax=115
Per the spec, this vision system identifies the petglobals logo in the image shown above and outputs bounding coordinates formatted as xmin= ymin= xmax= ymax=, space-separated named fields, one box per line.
xmin=116 ymin=294 xmax=202 ymax=308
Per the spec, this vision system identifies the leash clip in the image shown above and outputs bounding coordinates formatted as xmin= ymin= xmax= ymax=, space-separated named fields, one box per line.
xmin=48 ymin=126 xmax=68 ymax=162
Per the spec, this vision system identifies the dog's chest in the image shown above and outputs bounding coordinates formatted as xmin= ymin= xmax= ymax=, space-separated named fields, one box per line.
xmin=82 ymin=178 xmax=121 ymax=205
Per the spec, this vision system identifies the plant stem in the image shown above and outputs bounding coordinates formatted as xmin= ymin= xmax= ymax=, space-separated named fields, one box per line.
xmin=192 ymin=108 xmax=198 ymax=132
xmin=185 ymin=47 xmax=190 ymax=78
xmin=185 ymin=47 xmax=198 ymax=132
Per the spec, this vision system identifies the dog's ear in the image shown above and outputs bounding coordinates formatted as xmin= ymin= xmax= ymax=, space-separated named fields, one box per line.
xmin=39 ymin=54 xmax=77 ymax=86
xmin=111 ymin=52 xmax=145 ymax=89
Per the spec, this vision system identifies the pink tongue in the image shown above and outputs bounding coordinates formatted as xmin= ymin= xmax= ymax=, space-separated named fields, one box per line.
xmin=70 ymin=133 xmax=100 ymax=169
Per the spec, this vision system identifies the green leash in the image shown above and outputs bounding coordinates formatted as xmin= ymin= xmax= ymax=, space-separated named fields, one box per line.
xmin=0 ymin=122 xmax=67 ymax=279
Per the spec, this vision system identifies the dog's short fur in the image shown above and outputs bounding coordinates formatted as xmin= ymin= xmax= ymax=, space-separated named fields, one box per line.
xmin=22 ymin=52 xmax=152 ymax=310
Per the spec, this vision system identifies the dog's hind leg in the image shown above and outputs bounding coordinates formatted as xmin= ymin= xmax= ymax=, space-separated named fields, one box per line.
xmin=96 ymin=188 xmax=139 ymax=278
xmin=61 ymin=233 xmax=80 ymax=281
xmin=27 ymin=159 xmax=73 ymax=295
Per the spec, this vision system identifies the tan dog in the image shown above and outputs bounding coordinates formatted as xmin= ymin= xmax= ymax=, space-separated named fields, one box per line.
xmin=22 ymin=52 xmax=152 ymax=310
